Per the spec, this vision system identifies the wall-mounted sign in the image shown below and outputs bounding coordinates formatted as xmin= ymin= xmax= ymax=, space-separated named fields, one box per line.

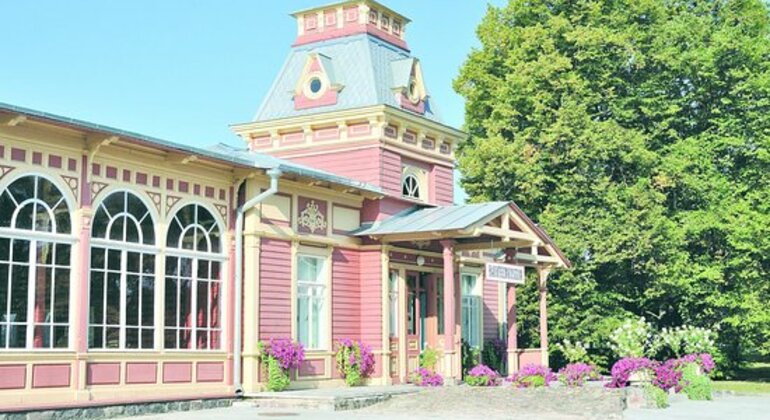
xmin=485 ymin=262 xmax=525 ymax=285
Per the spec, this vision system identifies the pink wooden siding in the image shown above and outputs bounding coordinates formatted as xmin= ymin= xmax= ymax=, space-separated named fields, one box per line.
xmin=259 ymin=239 xmax=292 ymax=340
xmin=0 ymin=365 xmax=26 ymax=389
xmin=125 ymin=363 xmax=157 ymax=384
xmin=86 ymin=363 xmax=120 ymax=385
xmin=432 ymin=164 xmax=454 ymax=205
xmin=483 ymin=278 xmax=500 ymax=342
xmin=361 ymin=197 xmax=413 ymax=223
xmin=286 ymin=146 xmax=382 ymax=186
xmin=196 ymin=362 xmax=225 ymax=383
xmin=32 ymin=364 xmax=70 ymax=388
xmin=163 ymin=362 xmax=192 ymax=383
xmin=360 ymin=250 xmax=383 ymax=349
xmin=380 ymin=149 xmax=402 ymax=196
xmin=332 ymin=248 xmax=361 ymax=341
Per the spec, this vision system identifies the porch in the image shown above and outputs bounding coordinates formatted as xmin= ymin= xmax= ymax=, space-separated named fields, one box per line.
xmin=354 ymin=202 xmax=571 ymax=382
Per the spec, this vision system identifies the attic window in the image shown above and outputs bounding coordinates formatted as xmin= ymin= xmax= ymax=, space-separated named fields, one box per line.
xmin=303 ymin=74 xmax=327 ymax=99
xmin=402 ymin=166 xmax=427 ymax=201
xmin=408 ymin=77 xmax=420 ymax=104
xmin=393 ymin=21 xmax=402 ymax=36
xmin=402 ymin=174 xmax=420 ymax=199
xmin=309 ymin=78 xmax=323 ymax=94
xmin=381 ymin=15 xmax=390 ymax=31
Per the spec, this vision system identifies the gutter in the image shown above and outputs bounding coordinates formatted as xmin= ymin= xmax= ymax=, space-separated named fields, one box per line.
xmin=233 ymin=168 xmax=282 ymax=395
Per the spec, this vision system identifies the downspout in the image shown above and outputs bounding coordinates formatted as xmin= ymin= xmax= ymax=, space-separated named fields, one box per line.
xmin=234 ymin=168 xmax=282 ymax=395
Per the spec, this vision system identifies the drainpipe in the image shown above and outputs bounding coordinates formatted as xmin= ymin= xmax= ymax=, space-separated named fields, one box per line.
xmin=234 ymin=168 xmax=282 ymax=396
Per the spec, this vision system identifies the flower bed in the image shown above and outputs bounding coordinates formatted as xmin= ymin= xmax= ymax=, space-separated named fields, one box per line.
xmin=411 ymin=367 xmax=444 ymax=387
xmin=606 ymin=357 xmax=655 ymax=388
xmin=465 ymin=364 xmax=498 ymax=387
xmin=508 ymin=364 xmax=557 ymax=388
xmin=258 ymin=339 xmax=305 ymax=392
xmin=558 ymin=363 xmax=602 ymax=387
xmin=335 ymin=339 xmax=376 ymax=387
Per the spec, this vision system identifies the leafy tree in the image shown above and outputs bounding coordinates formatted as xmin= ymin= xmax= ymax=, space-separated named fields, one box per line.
xmin=455 ymin=0 xmax=770 ymax=372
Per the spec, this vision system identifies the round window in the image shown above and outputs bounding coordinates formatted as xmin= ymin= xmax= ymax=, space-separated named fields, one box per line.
xmin=309 ymin=77 xmax=323 ymax=95
xmin=408 ymin=78 xmax=420 ymax=104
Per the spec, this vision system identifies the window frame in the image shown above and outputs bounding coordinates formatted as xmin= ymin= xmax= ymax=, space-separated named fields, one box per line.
xmin=0 ymin=173 xmax=75 ymax=351
xmin=461 ymin=272 xmax=482 ymax=349
xmin=401 ymin=166 xmax=427 ymax=202
xmin=88 ymin=189 xmax=158 ymax=351
xmin=388 ymin=270 xmax=399 ymax=338
xmin=295 ymin=251 xmax=329 ymax=351
xmin=163 ymin=203 xmax=226 ymax=352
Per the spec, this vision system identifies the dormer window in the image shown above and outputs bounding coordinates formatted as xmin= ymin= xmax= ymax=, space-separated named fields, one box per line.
xmin=408 ymin=76 xmax=420 ymax=104
xmin=402 ymin=166 xmax=427 ymax=201
xmin=381 ymin=15 xmax=391 ymax=31
xmin=303 ymin=74 xmax=327 ymax=99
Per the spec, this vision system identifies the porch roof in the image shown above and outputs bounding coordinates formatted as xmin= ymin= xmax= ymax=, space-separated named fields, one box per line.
xmin=353 ymin=202 xmax=572 ymax=268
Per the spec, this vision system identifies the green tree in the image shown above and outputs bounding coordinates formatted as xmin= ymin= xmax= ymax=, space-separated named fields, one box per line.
xmin=455 ymin=0 xmax=770 ymax=372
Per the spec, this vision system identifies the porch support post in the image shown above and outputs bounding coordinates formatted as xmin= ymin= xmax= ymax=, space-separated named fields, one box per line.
xmin=440 ymin=240 xmax=457 ymax=379
xmin=506 ymin=284 xmax=518 ymax=373
xmin=538 ymin=266 xmax=551 ymax=367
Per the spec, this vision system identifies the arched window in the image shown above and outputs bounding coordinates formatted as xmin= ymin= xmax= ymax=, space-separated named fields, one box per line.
xmin=89 ymin=191 xmax=156 ymax=349
xmin=0 ymin=175 xmax=72 ymax=349
xmin=402 ymin=173 xmax=421 ymax=200
xmin=164 ymin=204 xmax=223 ymax=350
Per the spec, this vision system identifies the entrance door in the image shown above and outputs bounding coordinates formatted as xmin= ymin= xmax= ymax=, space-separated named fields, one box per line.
xmin=405 ymin=272 xmax=424 ymax=374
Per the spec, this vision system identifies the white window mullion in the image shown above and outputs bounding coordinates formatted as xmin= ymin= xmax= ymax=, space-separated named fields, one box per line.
xmin=119 ymin=249 xmax=127 ymax=349
xmin=25 ymin=239 xmax=36 ymax=349
xmin=191 ymin=257 xmax=198 ymax=351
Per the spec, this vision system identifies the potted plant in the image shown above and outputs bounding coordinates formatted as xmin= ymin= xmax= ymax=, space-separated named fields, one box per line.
xmin=257 ymin=338 xmax=305 ymax=392
xmin=335 ymin=339 xmax=375 ymax=387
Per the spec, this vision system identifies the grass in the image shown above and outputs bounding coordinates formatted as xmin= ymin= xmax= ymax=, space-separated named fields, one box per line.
xmin=713 ymin=362 xmax=770 ymax=394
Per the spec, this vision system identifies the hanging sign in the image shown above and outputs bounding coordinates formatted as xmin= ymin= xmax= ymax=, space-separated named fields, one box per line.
xmin=485 ymin=262 xmax=525 ymax=285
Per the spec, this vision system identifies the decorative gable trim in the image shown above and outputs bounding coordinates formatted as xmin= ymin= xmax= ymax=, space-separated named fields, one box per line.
xmin=391 ymin=58 xmax=427 ymax=115
xmin=294 ymin=53 xmax=345 ymax=111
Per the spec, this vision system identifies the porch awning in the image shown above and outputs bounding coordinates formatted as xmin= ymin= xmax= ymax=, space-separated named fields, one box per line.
xmin=353 ymin=202 xmax=571 ymax=268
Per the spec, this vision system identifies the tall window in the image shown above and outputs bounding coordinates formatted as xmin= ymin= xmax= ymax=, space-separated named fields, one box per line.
xmin=89 ymin=191 xmax=156 ymax=349
xmin=164 ymin=204 xmax=223 ymax=350
xmin=436 ymin=278 xmax=444 ymax=335
xmin=297 ymin=254 xmax=326 ymax=350
xmin=461 ymin=273 xmax=482 ymax=348
xmin=0 ymin=175 xmax=72 ymax=349
xmin=388 ymin=271 xmax=398 ymax=338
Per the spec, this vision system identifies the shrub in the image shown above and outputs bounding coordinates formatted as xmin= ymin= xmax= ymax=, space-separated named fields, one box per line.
xmin=410 ymin=367 xmax=444 ymax=387
xmin=419 ymin=346 xmax=442 ymax=371
xmin=461 ymin=339 xmax=481 ymax=376
xmin=643 ymin=384 xmax=670 ymax=408
xmin=508 ymin=364 xmax=557 ymax=388
xmin=681 ymin=363 xmax=712 ymax=400
xmin=609 ymin=317 xmax=654 ymax=358
xmin=466 ymin=364 xmax=498 ymax=387
xmin=558 ymin=363 xmax=602 ymax=387
xmin=258 ymin=339 xmax=305 ymax=392
xmin=335 ymin=339 xmax=376 ymax=387
xmin=657 ymin=326 xmax=717 ymax=357
xmin=606 ymin=357 xmax=655 ymax=388
xmin=678 ymin=353 xmax=716 ymax=375
xmin=482 ymin=338 xmax=507 ymax=373
xmin=555 ymin=340 xmax=589 ymax=363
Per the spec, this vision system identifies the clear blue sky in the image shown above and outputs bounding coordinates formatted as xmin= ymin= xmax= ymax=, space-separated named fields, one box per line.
xmin=1 ymin=1 xmax=504 ymax=200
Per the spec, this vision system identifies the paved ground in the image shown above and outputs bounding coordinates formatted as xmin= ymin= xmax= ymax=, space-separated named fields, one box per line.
xmin=129 ymin=389 xmax=770 ymax=420
xmin=625 ymin=394 xmax=770 ymax=420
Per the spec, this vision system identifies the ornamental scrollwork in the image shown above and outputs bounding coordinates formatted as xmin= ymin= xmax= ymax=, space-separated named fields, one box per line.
xmin=298 ymin=200 xmax=327 ymax=234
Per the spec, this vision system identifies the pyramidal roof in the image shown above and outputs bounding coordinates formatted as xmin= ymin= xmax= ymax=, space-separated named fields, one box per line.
xmin=254 ymin=6 xmax=442 ymax=123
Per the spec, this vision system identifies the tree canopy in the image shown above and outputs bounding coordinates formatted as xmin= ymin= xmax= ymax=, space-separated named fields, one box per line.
xmin=455 ymin=0 xmax=770 ymax=371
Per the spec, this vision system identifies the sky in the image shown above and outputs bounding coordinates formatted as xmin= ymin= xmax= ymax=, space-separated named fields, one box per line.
xmin=0 ymin=0 xmax=505 ymax=201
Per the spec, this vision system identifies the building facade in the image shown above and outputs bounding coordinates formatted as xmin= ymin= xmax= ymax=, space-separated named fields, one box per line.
xmin=0 ymin=0 xmax=569 ymax=411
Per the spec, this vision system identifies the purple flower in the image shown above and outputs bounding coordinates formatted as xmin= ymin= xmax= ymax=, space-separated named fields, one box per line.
xmin=606 ymin=357 xmax=655 ymax=388
xmin=335 ymin=339 xmax=376 ymax=382
xmin=678 ymin=353 xmax=715 ymax=373
xmin=652 ymin=359 xmax=683 ymax=392
xmin=260 ymin=339 xmax=305 ymax=371
xmin=507 ymin=364 xmax=557 ymax=388
xmin=558 ymin=363 xmax=602 ymax=387
xmin=411 ymin=367 xmax=444 ymax=387
xmin=467 ymin=364 xmax=499 ymax=386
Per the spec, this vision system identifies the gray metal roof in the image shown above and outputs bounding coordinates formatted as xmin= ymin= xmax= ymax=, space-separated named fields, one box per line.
xmin=352 ymin=202 xmax=511 ymax=236
xmin=0 ymin=101 xmax=383 ymax=196
xmin=254 ymin=33 xmax=442 ymax=123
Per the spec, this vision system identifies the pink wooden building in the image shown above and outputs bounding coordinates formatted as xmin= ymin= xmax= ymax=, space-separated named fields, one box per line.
xmin=0 ymin=0 xmax=569 ymax=411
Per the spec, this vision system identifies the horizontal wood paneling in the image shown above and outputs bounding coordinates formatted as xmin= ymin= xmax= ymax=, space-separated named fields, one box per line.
xmin=259 ymin=239 xmax=293 ymax=340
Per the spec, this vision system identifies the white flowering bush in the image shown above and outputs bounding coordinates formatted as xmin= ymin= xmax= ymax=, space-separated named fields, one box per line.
xmin=657 ymin=325 xmax=716 ymax=356
xmin=609 ymin=317 xmax=654 ymax=358
xmin=555 ymin=339 xmax=589 ymax=363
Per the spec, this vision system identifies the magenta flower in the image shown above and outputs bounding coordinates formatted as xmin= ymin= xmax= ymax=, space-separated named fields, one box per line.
xmin=507 ymin=364 xmax=557 ymax=388
xmin=411 ymin=367 xmax=444 ymax=387
xmin=558 ymin=363 xmax=602 ymax=387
